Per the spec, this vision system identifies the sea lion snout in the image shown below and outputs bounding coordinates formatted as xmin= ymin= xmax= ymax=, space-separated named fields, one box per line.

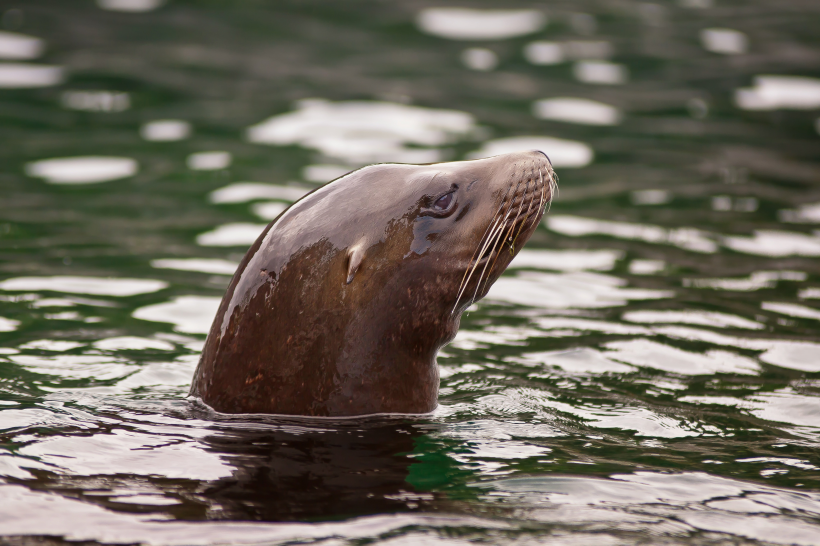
xmin=190 ymin=152 xmax=557 ymax=416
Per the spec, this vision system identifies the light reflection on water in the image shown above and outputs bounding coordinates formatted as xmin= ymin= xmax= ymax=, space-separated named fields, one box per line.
xmin=1 ymin=0 xmax=819 ymax=544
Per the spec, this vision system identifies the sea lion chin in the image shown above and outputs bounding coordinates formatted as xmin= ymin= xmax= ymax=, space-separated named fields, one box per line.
xmin=190 ymin=150 xmax=557 ymax=417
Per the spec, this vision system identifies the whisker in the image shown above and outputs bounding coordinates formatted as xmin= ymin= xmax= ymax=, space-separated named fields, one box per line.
xmin=451 ymin=215 xmax=501 ymax=314
xmin=450 ymin=174 xmax=520 ymax=314
xmin=471 ymin=213 xmax=509 ymax=305
xmin=546 ymin=166 xmax=558 ymax=212
xmin=510 ymin=168 xmax=537 ymax=253
xmin=469 ymin=176 xmax=525 ymax=305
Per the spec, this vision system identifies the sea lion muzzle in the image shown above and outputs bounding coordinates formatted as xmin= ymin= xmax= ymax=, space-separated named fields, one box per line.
xmin=190 ymin=150 xmax=557 ymax=416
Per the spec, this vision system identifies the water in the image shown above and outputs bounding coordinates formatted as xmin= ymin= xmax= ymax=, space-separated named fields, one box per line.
xmin=1 ymin=1 xmax=819 ymax=543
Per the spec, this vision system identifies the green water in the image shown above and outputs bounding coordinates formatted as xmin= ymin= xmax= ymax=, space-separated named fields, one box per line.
xmin=1 ymin=1 xmax=819 ymax=544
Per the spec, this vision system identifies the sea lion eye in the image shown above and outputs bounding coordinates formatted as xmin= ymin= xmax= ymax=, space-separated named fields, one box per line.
xmin=434 ymin=192 xmax=454 ymax=210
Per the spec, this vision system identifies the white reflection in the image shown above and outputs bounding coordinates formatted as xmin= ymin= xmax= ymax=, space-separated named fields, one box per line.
xmin=706 ymin=498 xmax=780 ymax=513
xmin=9 ymin=354 xmax=138 ymax=381
xmin=653 ymin=325 xmax=820 ymax=372
xmin=469 ymin=136 xmax=593 ymax=168
xmin=747 ymin=390 xmax=820 ymax=427
xmin=678 ymin=395 xmax=745 ymax=406
xmin=93 ymin=336 xmax=175 ymax=351
xmin=629 ymin=259 xmax=664 ymax=275
xmin=509 ymin=248 xmax=622 ymax=272
xmin=523 ymin=41 xmax=564 ymax=65
xmin=0 ymin=31 xmax=45 ymax=60
xmin=799 ymin=287 xmax=820 ymax=299
xmin=0 ymin=317 xmax=19 ymax=333
xmin=441 ymin=420 xmax=562 ymax=441
xmin=0 ymin=485 xmax=495 ymax=546
xmin=723 ymin=230 xmax=820 ymax=257
xmin=113 ymin=356 xmax=198 ymax=391
xmin=97 ymin=0 xmax=165 ymax=12
xmin=603 ymin=339 xmax=760 ymax=375
xmin=18 ymin=340 xmax=84 ymax=352
xmin=700 ymin=28 xmax=748 ymax=55
xmin=547 ymin=215 xmax=718 ymax=253
xmin=517 ymin=348 xmax=634 ymax=373
xmin=251 ymin=202 xmax=288 ymax=221
xmin=534 ymin=316 xmax=651 ymax=337
xmin=209 ymin=182 xmax=312 ymax=204
xmin=133 ymin=295 xmax=220 ymax=334
xmin=631 ymin=189 xmax=670 ymax=205
xmin=0 ymin=63 xmax=63 ymax=88
xmin=461 ymin=48 xmax=498 ymax=71
xmin=196 ymin=223 xmax=266 ymax=247
xmin=0 ymin=276 xmax=166 ymax=296
xmin=452 ymin=439 xmax=550 ymax=474
xmin=109 ymin=494 xmax=181 ymax=506
xmin=779 ymin=202 xmax=820 ymax=223
xmin=61 ymin=90 xmax=130 ymax=112
xmin=187 ymin=151 xmax=231 ymax=171
xmin=482 ymin=471 xmax=820 ymax=544
xmin=140 ymin=119 xmax=191 ymax=141
xmin=486 ymin=270 xmax=672 ymax=309
xmin=736 ymin=456 xmax=818 ymax=471
xmin=485 ymin=472 xmax=761 ymax=506
xmin=735 ymin=75 xmax=820 ymax=111
xmin=449 ymin=324 xmax=544 ymax=351
xmin=573 ymin=61 xmax=627 ymax=85
xmin=533 ymin=97 xmax=621 ymax=126
xmin=623 ymin=310 xmax=764 ymax=329
xmin=762 ymin=302 xmax=820 ymax=321
xmin=548 ymin=399 xmax=699 ymax=438
xmin=150 ymin=258 xmax=238 ymax=275
xmin=684 ymin=270 xmax=806 ymax=291
xmin=416 ymin=8 xmax=545 ymax=41
xmin=25 ymin=156 xmax=138 ymax=184
xmin=246 ymin=99 xmax=475 ymax=165
xmin=302 ymin=164 xmax=350 ymax=183
xmin=20 ymin=429 xmax=230 ymax=480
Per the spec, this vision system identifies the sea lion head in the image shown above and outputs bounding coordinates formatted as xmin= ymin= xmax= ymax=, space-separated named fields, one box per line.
xmin=191 ymin=150 xmax=556 ymax=416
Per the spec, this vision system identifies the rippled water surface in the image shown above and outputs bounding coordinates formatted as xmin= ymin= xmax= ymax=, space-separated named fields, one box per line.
xmin=1 ymin=1 xmax=820 ymax=544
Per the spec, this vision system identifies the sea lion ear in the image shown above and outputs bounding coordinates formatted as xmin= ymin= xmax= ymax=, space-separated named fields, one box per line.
xmin=346 ymin=244 xmax=365 ymax=284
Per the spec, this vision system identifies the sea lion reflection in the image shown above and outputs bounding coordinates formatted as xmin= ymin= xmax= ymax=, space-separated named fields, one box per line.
xmin=202 ymin=420 xmax=431 ymax=520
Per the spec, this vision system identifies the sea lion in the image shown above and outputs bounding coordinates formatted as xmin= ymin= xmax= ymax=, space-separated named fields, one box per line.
xmin=190 ymin=150 xmax=556 ymax=416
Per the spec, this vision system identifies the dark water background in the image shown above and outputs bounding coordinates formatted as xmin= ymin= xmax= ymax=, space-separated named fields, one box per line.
xmin=1 ymin=1 xmax=820 ymax=544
